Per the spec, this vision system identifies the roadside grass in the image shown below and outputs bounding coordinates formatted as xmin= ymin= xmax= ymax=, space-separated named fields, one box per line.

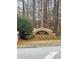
xmin=56 ymin=35 xmax=61 ymax=40
xmin=30 ymin=35 xmax=61 ymax=41
xmin=17 ymin=35 xmax=61 ymax=46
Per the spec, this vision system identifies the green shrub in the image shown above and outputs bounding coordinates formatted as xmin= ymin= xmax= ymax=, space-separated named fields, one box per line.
xmin=17 ymin=16 xmax=33 ymax=40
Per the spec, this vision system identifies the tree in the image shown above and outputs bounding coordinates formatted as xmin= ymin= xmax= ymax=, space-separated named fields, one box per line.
xmin=53 ymin=0 xmax=60 ymax=35
xmin=26 ymin=0 xmax=29 ymax=17
xmin=43 ymin=0 xmax=48 ymax=28
xmin=17 ymin=0 xmax=61 ymax=35
xmin=32 ymin=0 xmax=36 ymax=27
xmin=47 ymin=0 xmax=51 ymax=29
xmin=22 ymin=0 xmax=25 ymax=16
xmin=17 ymin=16 xmax=33 ymax=39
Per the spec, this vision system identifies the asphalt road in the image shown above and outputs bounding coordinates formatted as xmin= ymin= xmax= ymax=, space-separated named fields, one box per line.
xmin=17 ymin=46 xmax=61 ymax=59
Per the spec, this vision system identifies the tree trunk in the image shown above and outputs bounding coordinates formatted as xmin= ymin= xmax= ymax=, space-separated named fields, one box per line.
xmin=32 ymin=0 xmax=35 ymax=27
xmin=22 ymin=0 xmax=25 ymax=16
xmin=26 ymin=0 xmax=29 ymax=17
xmin=53 ymin=0 xmax=60 ymax=35
xmin=47 ymin=0 xmax=51 ymax=29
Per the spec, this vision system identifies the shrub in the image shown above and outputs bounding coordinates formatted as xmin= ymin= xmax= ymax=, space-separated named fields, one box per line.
xmin=17 ymin=16 xmax=33 ymax=40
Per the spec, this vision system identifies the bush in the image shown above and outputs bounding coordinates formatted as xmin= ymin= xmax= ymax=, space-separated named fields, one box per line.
xmin=17 ymin=16 xmax=33 ymax=40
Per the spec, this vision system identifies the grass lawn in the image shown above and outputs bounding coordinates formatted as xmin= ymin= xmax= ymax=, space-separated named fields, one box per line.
xmin=17 ymin=35 xmax=61 ymax=46
xmin=30 ymin=35 xmax=61 ymax=41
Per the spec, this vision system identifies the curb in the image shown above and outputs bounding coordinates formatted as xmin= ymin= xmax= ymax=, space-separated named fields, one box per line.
xmin=17 ymin=44 xmax=61 ymax=48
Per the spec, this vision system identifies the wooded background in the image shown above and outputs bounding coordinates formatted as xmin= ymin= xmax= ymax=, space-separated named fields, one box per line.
xmin=17 ymin=0 xmax=61 ymax=35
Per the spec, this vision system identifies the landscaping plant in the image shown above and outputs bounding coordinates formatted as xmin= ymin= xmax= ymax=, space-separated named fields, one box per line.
xmin=17 ymin=16 xmax=33 ymax=40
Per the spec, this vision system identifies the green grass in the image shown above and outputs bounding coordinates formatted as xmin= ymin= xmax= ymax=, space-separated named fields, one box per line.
xmin=30 ymin=35 xmax=61 ymax=41
xmin=56 ymin=35 xmax=61 ymax=39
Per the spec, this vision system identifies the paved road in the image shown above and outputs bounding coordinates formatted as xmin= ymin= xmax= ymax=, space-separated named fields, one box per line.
xmin=17 ymin=46 xmax=61 ymax=59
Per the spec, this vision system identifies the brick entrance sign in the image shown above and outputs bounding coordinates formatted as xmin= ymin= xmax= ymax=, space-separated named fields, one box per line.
xmin=33 ymin=27 xmax=56 ymax=37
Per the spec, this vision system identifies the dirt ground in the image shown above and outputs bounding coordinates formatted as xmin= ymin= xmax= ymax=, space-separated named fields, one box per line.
xmin=17 ymin=39 xmax=61 ymax=46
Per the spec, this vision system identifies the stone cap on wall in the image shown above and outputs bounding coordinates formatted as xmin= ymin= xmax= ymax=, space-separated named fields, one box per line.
xmin=33 ymin=27 xmax=53 ymax=35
